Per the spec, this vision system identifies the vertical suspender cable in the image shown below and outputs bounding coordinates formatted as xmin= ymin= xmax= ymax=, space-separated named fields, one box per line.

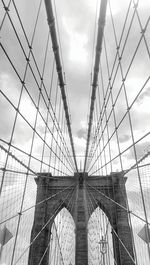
xmin=84 ymin=0 xmax=108 ymax=172
xmin=44 ymin=0 xmax=78 ymax=173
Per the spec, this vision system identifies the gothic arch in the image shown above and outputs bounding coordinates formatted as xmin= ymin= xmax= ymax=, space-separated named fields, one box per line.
xmin=89 ymin=200 xmax=113 ymax=225
xmin=88 ymin=206 xmax=114 ymax=265
xmin=28 ymin=172 xmax=135 ymax=265
xmin=49 ymin=207 xmax=75 ymax=265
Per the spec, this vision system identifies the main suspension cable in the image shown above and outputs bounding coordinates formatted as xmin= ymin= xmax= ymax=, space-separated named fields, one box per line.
xmin=44 ymin=0 xmax=78 ymax=172
xmin=84 ymin=0 xmax=108 ymax=172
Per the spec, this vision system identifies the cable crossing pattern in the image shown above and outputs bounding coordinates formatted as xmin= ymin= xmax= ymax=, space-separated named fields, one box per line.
xmin=0 ymin=0 xmax=150 ymax=264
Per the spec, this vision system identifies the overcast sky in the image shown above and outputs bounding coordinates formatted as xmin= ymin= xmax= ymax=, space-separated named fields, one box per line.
xmin=1 ymin=0 xmax=150 ymax=170
xmin=1 ymin=1 xmax=150 ymax=264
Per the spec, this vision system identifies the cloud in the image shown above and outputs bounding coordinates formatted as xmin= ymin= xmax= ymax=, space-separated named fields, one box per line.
xmin=127 ymin=187 xmax=150 ymax=221
xmin=126 ymin=141 xmax=150 ymax=161
xmin=137 ymin=87 xmax=150 ymax=104
xmin=119 ymin=134 xmax=130 ymax=143
xmin=62 ymin=14 xmax=89 ymax=65
xmin=76 ymin=128 xmax=86 ymax=140
xmin=1 ymin=1 xmax=150 ymax=264
xmin=0 ymin=73 xmax=19 ymax=140
xmin=1 ymin=0 xmax=150 ymax=171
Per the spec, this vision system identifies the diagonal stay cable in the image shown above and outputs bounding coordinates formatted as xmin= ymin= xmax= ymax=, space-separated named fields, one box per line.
xmin=86 ymin=183 xmax=150 ymax=226
xmin=13 ymin=184 xmax=76 ymax=265
xmin=0 ymin=76 xmax=72 ymax=175
xmin=86 ymin=185 xmax=118 ymax=265
xmin=2 ymin=0 xmax=75 ymax=172
xmin=0 ymin=139 xmax=70 ymax=176
xmin=0 ymin=182 xmax=76 ymax=225
xmin=88 ymin=6 xmax=150 ymax=174
xmin=50 ymin=185 xmax=77 ymax=265
xmin=0 ymin=42 xmax=73 ymax=174
xmin=87 ymin=184 xmax=136 ymax=264
xmin=89 ymin=131 xmax=150 ymax=175
xmin=86 ymin=0 xmax=139 ymax=170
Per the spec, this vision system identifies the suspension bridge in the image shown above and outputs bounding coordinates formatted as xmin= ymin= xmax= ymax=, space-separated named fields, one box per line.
xmin=0 ymin=0 xmax=150 ymax=264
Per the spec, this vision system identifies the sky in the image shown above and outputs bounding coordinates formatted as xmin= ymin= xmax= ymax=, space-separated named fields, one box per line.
xmin=0 ymin=0 xmax=150 ymax=170
xmin=0 ymin=0 xmax=150 ymax=264
xmin=52 ymin=0 xmax=150 ymax=171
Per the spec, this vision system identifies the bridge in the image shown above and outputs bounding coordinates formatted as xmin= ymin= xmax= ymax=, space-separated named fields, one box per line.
xmin=0 ymin=0 xmax=150 ymax=264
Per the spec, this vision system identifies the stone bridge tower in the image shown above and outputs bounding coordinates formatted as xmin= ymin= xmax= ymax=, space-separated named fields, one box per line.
xmin=28 ymin=172 xmax=135 ymax=265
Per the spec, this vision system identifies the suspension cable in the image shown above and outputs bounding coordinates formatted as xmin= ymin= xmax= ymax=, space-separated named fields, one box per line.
xmin=87 ymin=183 xmax=150 ymax=226
xmin=86 ymin=184 xmax=136 ymax=264
xmin=84 ymin=0 xmax=108 ymax=172
xmin=44 ymin=0 xmax=78 ymax=172
xmin=39 ymin=186 xmax=77 ymax=265
xmin=13 ymin=185 xmax=76 ymax=264
xmin=0 ymin=183 xmax=76 ymax=225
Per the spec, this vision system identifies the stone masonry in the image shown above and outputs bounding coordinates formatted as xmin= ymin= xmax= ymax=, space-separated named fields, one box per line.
xmin=28 ymin=172 xmax=135 ymax=265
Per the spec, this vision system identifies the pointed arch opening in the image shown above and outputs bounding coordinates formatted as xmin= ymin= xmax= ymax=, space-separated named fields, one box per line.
xmin=49 ymin=207 xmax=75 ymax=265
xmin=88 ymin=207 xmax=114 ymax=265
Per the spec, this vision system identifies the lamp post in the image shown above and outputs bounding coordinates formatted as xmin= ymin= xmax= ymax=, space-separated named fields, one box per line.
xmin=98 ymin=236 xmax=108 ymax=265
